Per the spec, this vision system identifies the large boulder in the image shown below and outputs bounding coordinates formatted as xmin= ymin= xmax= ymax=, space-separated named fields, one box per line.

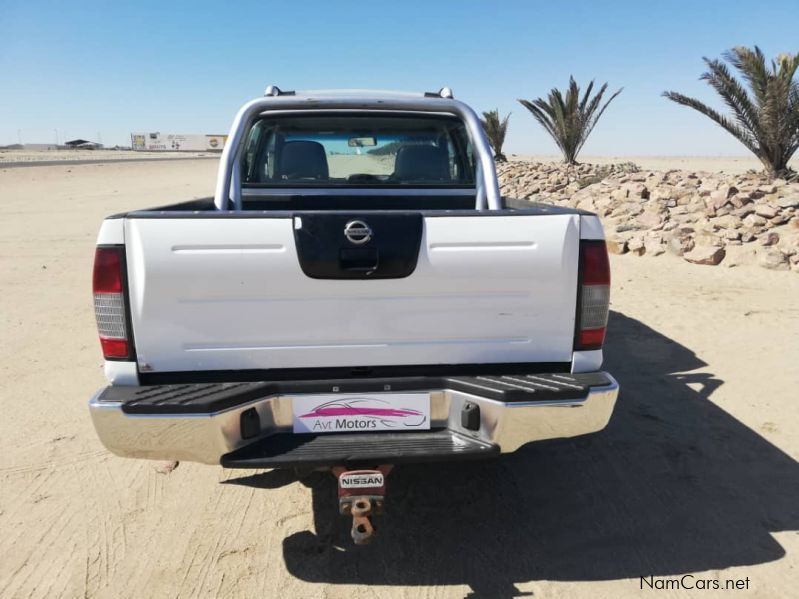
xmin=754 ymin=204 xmax=778 ymax=219
xmin=759 ymin=232 xmax=780 ymax=246
xmin=623 ymin=181 xmax=649 ymax=199
xmin=644 ymin=236 xmax=665 ymax=256
xmin=615 ymin=222 xmax=641 ymax=233
xmin=683 ymin=246 xmax=726 ymax=266
xmin=606 ymin=237 xmax=628 ymax=255
xmin=709 ymin=214 xmax=741 ymax=230
xmin=667 ymin=230 xmax=696 ymax=256
xmin=733 ymin=204 xmax=756 ymax=217
xmin=777 ymin=195 xmax=799 ymax=209
xmin=694 ymin=231 xmax=724 ymax=247
xmin=636 ymin=211 xmax=664 ymax=229
xmin=758 ymin=249 xmax=789 ymax=270
xmin=627 ymin=236 xmax=646 ymax=256
xmin=742 ymin=213 xmax=767 ymax=228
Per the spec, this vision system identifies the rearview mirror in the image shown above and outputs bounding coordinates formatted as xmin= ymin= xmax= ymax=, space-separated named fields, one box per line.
xmin=348 ymin=137 xmax=377 ymax=147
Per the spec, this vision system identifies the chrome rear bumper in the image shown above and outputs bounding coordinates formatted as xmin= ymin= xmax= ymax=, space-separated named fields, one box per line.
xmin=89 ymin=373 xmax=619 ymax=465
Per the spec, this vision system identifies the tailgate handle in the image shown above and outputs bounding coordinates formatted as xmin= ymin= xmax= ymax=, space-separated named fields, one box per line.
xmin=339 ymin=248 xmax=379 ymax=271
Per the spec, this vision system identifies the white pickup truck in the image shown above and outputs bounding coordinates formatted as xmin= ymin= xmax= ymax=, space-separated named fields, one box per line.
xmin=89 ymin=87 xmax=618 ymax=543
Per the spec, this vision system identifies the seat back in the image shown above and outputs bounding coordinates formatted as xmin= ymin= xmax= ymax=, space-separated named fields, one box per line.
xmin=394 ymin=145 xmax=450 ymax=181
xmin=279 ymin=140 xmax=329 ymax=180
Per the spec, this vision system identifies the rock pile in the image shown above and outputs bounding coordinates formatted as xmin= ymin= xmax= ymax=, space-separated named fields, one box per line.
xmin=497 ymin=161 xmax=799 ymax=272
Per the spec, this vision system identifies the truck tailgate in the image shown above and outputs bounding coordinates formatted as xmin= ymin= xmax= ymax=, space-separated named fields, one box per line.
xmin=124 ymin=213 xmax=580 ymax=373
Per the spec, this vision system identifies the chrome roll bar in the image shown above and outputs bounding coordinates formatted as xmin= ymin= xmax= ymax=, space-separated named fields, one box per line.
xmin=213 ymin=93 xmax=501 ymax=211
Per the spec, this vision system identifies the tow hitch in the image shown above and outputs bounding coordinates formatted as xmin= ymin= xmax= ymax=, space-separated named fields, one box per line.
xmin=333 ymin=465 xmax=393 ymax=544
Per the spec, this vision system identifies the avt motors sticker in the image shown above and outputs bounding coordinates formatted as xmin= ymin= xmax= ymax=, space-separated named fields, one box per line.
xmin=292 ymin=393 xmax=430 ymax=433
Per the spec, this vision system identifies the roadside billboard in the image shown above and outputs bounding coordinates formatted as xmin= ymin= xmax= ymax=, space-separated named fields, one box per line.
xmin=130 ymin=133 xmax=227 ymax=152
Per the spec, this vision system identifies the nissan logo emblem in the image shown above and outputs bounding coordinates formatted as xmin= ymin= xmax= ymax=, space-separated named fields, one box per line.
xmin=344 ymin=220 xmax=372 ymax=245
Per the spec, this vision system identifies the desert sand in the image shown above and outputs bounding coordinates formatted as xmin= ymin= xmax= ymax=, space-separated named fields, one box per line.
xmin=1 ymin=159 xmax=798 ymax=598
xmin=0 ymin=149 xmax=218 ymax=166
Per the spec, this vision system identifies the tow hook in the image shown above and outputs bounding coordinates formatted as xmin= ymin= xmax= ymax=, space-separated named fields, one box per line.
xmin=333 ymin=465 xmax=393 ymax=544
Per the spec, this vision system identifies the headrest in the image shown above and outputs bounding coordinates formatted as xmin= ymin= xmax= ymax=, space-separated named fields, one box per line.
xmin=279 ymin=140 xmax=329 ymax=180
xmin=394 ymin=145 xmax=450 ymax=181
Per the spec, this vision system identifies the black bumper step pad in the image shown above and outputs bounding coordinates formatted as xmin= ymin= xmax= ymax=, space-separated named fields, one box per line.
xmin=220 ymin=430 xmax=498 ymax=468
xmin=443 ymin=372 xmax=611 ymax=402
xmin=98 ymin=372 xmax=612 ymax=415
xmin=100 ymin=381 xmax=273 ymax=415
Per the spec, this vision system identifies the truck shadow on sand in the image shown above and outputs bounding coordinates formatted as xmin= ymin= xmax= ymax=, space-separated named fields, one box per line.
xmin=228 ymin=310 xmax=799 ymax=598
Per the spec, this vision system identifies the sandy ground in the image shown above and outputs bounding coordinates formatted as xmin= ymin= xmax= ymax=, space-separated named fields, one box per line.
xmin=0 ymin=149 xmax=217 ymax=164
xmin=1 ymin=159 xmax=798 ymax=598
xmin=511 ymin=154 xmax=799 ymax=174
xmin=328 ymin=154 xmax=395 ymax=177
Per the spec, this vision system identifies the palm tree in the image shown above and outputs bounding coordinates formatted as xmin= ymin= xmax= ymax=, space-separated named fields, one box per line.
xmin=481 ymin=109 xmax=511 ymax=162
xmin=664 ymin=47 xmax=799 ymax=178
xmin=518 ymin=77 xmax=622 ymax=165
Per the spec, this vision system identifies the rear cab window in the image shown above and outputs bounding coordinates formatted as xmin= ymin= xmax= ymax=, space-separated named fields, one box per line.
xmin=242 ymin=114 xmax=476 ymax=188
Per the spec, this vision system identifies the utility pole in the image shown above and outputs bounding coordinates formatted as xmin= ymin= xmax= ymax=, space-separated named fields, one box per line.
xmin=54 ymin=129 xmax=59 ymax=145
xmin=17 ymin=129 xmax=22 ymax=145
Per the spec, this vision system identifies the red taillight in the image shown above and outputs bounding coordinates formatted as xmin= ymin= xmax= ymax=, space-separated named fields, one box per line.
xmin=93 ymin=247 xmax=123 ymax=293
xmin=580 ymin=240 xmax=611 ymax=286
xmin=93 ymin=247 xmax=129 ymax=359
xmin=99 ymin=337 xmax=129 ymax=358
xmin=575 ymin=240 xmax=610 ymax=350
xmin=578 ymin=327 xmax=606 ymax=349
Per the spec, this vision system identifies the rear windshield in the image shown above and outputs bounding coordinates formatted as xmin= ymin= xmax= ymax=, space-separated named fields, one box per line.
xmin=241 ymin=114 xmax=475 ymax=187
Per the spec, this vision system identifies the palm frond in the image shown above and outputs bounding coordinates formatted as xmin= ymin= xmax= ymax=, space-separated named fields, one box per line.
xmin=700 ymin=58 xmax=763 ymax=141
xmin=481 ymin=109 xmax=512 ymax=162
xmin=724 ymin=46 xmax=770 ymax=106
xmin=662 ymin=91 xmax=759 ymax=154
xmin=665 ymin=46 xmax=799 ymax=177
xmin=578 ymin=86 xmax=623 ymax=157
xmin=518 ymin=77 xmax=621 ymax=164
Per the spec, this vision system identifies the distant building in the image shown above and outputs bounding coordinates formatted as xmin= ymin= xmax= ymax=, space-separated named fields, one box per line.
xmin=130 ymin=132 xmax=227 ymax=152
xmin=64 ymin=139 xmax=104 ymax=149
xmin=20 ymin=143 xmax=58 ymax=151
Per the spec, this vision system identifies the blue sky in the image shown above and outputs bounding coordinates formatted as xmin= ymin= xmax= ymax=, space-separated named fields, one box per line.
xmin=1 ymin=0 xmax=797 ymax=155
